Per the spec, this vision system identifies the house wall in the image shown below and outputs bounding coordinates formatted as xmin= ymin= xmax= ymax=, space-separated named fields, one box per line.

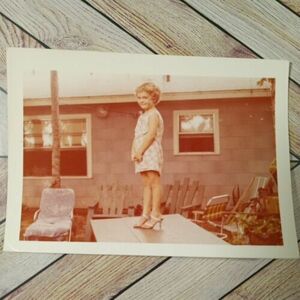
xmin=23 ymin=97 xmax=275 ymax=208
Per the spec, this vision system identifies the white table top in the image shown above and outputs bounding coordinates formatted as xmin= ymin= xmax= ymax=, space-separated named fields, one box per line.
xmin=90 ymin=214 xmax=227 ymax=244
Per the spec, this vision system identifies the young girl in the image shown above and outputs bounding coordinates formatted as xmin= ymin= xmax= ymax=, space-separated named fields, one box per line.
xmin=131 ymin=82 xmax=164 ymax=230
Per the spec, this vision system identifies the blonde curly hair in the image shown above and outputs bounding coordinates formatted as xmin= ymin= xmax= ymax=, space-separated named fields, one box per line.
xmin=135 ymin=82 xmax=161 ymax=105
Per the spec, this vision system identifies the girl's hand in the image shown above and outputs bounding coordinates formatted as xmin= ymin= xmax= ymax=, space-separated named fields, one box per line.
xmin=134 ymin=152 xmax=143 ymax=163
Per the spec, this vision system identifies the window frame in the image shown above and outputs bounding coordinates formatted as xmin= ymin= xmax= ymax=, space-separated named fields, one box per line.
xmin=23 ymin=113 xmax=92 ymax=179
xmin=173 ymin=109 xmax=220 ymax=155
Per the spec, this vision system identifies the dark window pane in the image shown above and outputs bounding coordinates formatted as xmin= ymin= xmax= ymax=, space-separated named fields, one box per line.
xmin=24 ymin=148 xmax=87 ymax=176
xmin=61 ymin=148 xmax=87 ymax=176
xmin=179 ymin=134 xmax=214 ymax=152
xmin=24 ymin=149 xmax=52 ymax=176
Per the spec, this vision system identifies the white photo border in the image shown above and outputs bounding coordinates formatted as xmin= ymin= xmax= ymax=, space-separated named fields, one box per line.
xmin=4 ymin=48 xmax=299 ymax=258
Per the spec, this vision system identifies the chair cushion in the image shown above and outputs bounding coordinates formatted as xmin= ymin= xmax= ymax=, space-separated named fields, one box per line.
xmin=24 ymin=218 xmax=72 ymax=238
xmin=39 ymin=188 xmax=75 ymax=219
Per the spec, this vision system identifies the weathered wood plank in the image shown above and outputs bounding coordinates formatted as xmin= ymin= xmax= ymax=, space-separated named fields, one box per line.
xmin=117 ymin=257 xmax=271 ymax=300
xmin=0 ymin=223 xmax=63 ymax=298
xmin=185 ymin=0 xmax=300 ymax=84
xmin=291 ymin=161 xmax=300 ymax=236
xmin=0 ymin=158 xmax=7 ymax=221
xmin=87 ymin=0 xmax=255 ymax=58
xmin=0 ymin=0 xmax=149 ymax=55
xmin=0 ymin=15 xmax=43 ymax=90
xmin=280 ymin=0 xmax=300 ymax=15
xmin=224 ymin=246 xmax=300 ymax=299
xmin=289 ymin=82 xmax=300 ymax=154
xmin=4 ymin=251 xmax=167 ymax=300
xmin=0 ymin=90 xmax=7 ymax=156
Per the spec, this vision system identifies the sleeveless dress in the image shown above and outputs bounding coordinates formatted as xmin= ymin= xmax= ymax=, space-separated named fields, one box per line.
xmin=134 ymin=108 xmax=164 ymax=175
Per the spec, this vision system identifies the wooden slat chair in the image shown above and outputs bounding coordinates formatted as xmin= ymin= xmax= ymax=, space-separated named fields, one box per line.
xmin=221 ymin=176 xmax=279 ymax=237
xmin=160 ymin=184 xmax=172 ymax=212
xmin=226 ymin=176 xmax=270 ymax=223
xmin=164 ymin=178 xmax=205 ymax=218
xmin=88 ymin=184 xmax=130 ymax=220
xmin=86 ymin=184 xmax=132 ymax=241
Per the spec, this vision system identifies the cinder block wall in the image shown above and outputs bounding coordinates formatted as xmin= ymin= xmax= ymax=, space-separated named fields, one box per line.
xmin=23 ymin=97 xmax=275 ymax=208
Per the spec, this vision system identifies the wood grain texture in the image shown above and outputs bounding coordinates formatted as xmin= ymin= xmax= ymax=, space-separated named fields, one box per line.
xmin=291 ymin=161 xmax=300 ymax=236
xmin=185 ymin=0 xmax=300 ymax=84
xmin=0 ymin=15 xmax=43 ymax=90
xmin=0 ymin=159 xmax=7 ymax=221
xmin=280 ymin=0 xmax=300 ymax=15
xmin=117 ymin=257 xmax=271 ymax=300
xmin=4 ymin=253 xmax=167 ymax=300
xmin=289 ymin=82 xmax=300 ymax=154
xmin=0 ymin=0 xmax=149 ymax=54
xmin=0 ymin=223 xmax=63 ymax=298
xmin=0 ymin=90 xmax=7 ymax=156
xmin=224 ymin=245 xmax=300 ymax=299
xmin=87 ymin=0 xmax=255 ymax=57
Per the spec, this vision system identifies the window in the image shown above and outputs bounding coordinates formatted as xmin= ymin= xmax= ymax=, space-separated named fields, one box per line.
xmin=173 ymin=109 xmax=220 ymax=155
xmin=24 ymin=114 xmax=92 ymax=177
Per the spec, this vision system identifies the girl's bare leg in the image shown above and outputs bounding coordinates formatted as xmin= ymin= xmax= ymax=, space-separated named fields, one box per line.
xmin=141 ymin=172 xmax=152 ymax=217
xmin=147 ymin=171 xmax=162 ymax=218
xmin=134 ymin=172 xmax=152 ymax=227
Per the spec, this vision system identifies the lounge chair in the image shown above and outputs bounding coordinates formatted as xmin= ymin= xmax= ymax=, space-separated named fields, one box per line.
xmin=192 ymin=194 xmax=230 ymax=239
xmin=24 ymin=188 xmax=75 ymax=241
xmin=192 ymin=176 xmax=270 ymax=239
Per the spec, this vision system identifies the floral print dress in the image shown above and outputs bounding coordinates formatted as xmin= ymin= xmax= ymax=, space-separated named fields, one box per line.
xmin=134 ymin=108 xmax=164 ymax=175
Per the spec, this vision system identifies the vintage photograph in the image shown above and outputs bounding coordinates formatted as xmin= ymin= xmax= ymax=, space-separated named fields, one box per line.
xmin=4 ymin=49 xmax=298 ymax=258
xmin=20 ymin=70 xmax=280 ymax=246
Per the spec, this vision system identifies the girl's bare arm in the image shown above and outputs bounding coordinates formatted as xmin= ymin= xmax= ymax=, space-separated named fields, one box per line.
xmin=131 ymin=139 xmax=136 ymax=161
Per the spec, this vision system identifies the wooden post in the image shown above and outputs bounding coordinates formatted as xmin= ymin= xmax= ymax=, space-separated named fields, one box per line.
xmin=51 ymin=70 xmax=61 ymax=188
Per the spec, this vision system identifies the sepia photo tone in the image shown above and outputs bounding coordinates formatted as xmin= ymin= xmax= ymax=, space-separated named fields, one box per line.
xmin=20 ymin=71 xmax=281 ymax=246
xmin=4 ymin=49 xmax=297 ymax=258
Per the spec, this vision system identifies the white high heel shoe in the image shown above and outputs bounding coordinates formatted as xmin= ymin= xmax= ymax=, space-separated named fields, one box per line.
xmin=140 ymin=215 xmax=163 ymax=230
xmin=133 ymin=215 xmax=150 ymax=228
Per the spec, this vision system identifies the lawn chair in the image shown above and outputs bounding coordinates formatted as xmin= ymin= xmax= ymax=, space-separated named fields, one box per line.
xmin=24 ymin=188 xmax=75 ymax=241
xmin=192 ymin=194 xmax=230 ymax=239
xmin=192 ymin=176 xmax=270 ymax=239
xmin=227 ymin=176 xmax=270 ymax=220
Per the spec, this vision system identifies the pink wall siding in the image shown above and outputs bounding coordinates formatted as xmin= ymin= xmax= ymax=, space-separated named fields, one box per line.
xmin=23 ymin=97 xmax=275 ymax=208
